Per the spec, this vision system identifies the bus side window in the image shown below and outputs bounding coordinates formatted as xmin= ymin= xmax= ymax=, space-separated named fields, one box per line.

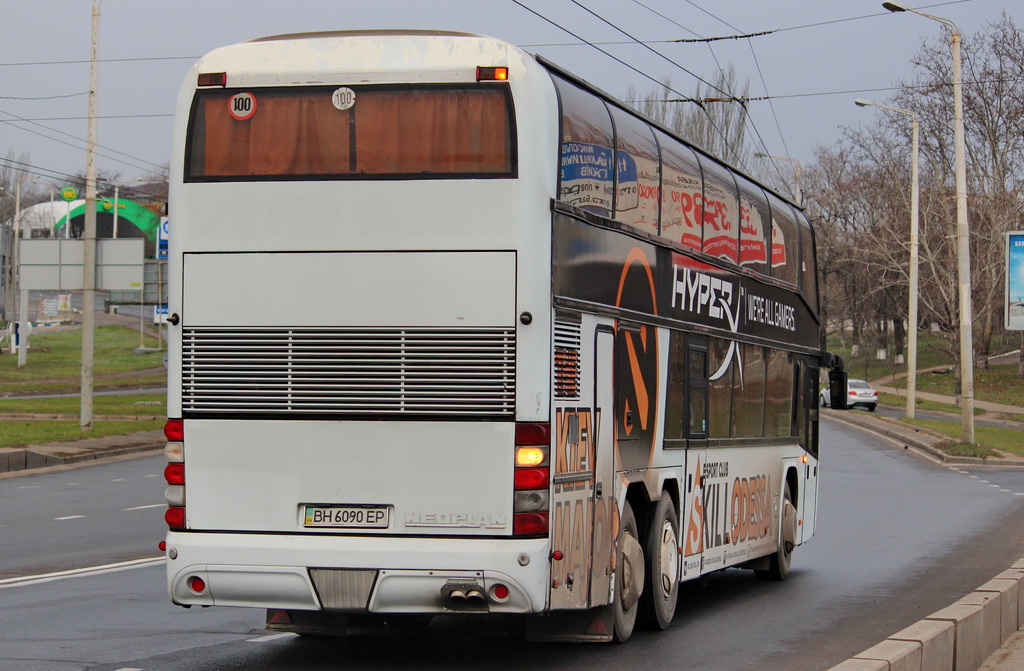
xmin=609 ymin=106 xmax=660 ymax=237
xmin=552 ymin=75 xmax=614 ymax=217
xmin=707 ymin=337 xmax=734 ymax=439
xmin=686 ymin=336 xmax=708 ymax=439
xmin=799 ymin=216 xmax=819 ymax=312
xmin=665 ymin=331 xmax=686 ymax=441
xmin=767 ymin=195 xmax=799 ymax=286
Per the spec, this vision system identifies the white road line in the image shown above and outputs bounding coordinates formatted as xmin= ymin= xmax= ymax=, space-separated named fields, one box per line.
xmin=0 ymin=557 xmax=164 ymax=589
xmin=18 ymin=485 xmax=41 ymax=489
xmin=54 ymin=515 xmax=85 ymax=521
xmin=144 ymin=474 xmax=161 ymax=478
xmin=111 ymin=478 xmax=126 ymax=482
xmin=125 ymin=504 xmax=164 ymax=511
xmin=1015 ymin=493 xmax=1024 ymax=497
xmin=247 ymin=633 xmax=297 ymax=643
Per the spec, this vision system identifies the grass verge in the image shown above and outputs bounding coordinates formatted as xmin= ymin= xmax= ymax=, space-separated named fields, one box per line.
xmin=878 ymin=392 xmax=985 ymax=416
xmin=0 ymin=419 xmax=165 ymax=449
xmin=0 ymin=393 xmax=166 ymax=416
xmin=0 ymin=325 xmax=164 ymax=387
xmin=0 ymin=325 xmax=166 ymax=446
xmin=899 ymin=417 xmax=1021 ymax=457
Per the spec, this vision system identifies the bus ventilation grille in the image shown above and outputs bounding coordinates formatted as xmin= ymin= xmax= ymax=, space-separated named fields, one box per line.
xmin=181 ymin=326 xmax=515 ymax=418
xmin=553 ymin=320 xmax=581 ymax=399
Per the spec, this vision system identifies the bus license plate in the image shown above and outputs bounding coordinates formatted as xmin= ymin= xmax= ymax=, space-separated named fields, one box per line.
xmin=303 ymin=505 xmax=390 ymax=529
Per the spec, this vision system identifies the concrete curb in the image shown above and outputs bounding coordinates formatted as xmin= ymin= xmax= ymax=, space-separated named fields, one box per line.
xmin=0 ymin=429 xmax=164 ymax=474
xmin=827 ymin=560 xmax=1024 ymax=671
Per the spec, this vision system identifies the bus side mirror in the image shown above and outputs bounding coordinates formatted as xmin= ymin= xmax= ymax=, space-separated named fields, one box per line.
xmin=829 ymin=369 xmax=848 ymax=410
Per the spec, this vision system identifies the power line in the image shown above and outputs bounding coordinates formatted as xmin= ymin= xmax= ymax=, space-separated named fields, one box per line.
xmin=678 ymin=0 xmax=796 ymax=187
xmin=10 ymin=114 xmax=172 ymax=121
xmin=0 ymin=56 xmax=197 ymax=68
xmin=567 ymin=0 xmax=752 ymax=166
xmin=0 ymin=156 xmax=162 ymax=198
xmin=628 ymin=0 xmax=777 ymax=178
xmin=510 ymin=0 xmax=745 ymax=160
xmin=0 ymin=111 xmax=163 ymax=174
xmin=0 ymin=92 xmax=89 ymax=101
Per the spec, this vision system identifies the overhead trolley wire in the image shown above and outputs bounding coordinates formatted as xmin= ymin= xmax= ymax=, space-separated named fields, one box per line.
xmin=510 ymin=0 xmax=740 ymax=168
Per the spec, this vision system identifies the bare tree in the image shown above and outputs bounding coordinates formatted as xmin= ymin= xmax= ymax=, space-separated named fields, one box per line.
xmin=807 ymin=13 xmax=1024 ymax=398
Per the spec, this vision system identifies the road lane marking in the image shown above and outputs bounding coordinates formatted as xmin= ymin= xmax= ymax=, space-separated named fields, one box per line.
xmin=54 ymin=515 xmax=86 ymax=520
xmin=0 ymin=557 xmax=164 ymax=590
xmin=247 ymin=633 xmax=297 ymax=643
xmin=125 ymin=504 xmax=165 ymax=511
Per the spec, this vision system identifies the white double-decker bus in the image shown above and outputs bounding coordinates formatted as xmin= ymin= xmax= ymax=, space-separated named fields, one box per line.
xmin=162 ymin=30 xmax=844 ymax=642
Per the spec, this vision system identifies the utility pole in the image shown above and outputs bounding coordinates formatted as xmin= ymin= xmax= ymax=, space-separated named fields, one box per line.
xmin=81 ymin=0 xmax=100 ymax=432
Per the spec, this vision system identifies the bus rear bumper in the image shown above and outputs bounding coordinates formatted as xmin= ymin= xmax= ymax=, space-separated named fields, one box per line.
xmin=165 ymin=532 xmax=550 ymax=615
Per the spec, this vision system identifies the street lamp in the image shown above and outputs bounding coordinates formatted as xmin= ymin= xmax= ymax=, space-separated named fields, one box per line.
xmin=754 ymin=153 xmax=802 ymax=206
xmin=882 ymin=1 xmax=974 ymax=442
xmin=855 ymin=99 xmax=920 ymax=420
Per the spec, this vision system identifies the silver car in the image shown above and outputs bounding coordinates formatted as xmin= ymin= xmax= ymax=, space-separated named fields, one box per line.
xmin=820 ymin=378 xmax=878 ymax=412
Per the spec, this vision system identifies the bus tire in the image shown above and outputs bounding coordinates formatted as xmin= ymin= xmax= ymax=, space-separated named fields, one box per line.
xmin=756 ymin=482 xmax=796 ymax=581
xmin=639 ymin=493 xmax=679 ymax=630
xmin=613 ymin=500 xmax=644 ymax=643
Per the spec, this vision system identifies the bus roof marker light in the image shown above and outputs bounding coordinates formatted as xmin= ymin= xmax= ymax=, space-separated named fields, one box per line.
xmin=477 ymin=66 xmax=508 ymax=82
xmin=197 ymin=72 xmax=227 ymax=87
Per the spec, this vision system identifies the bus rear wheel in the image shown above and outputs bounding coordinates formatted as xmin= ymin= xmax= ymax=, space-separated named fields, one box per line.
xmin=640 ymin=493 xmax=679 ymax=630
xmin=612 ymin=500 xmax=644 ymax=642
xmin=756 ymin=482 xmax=796 ymax=581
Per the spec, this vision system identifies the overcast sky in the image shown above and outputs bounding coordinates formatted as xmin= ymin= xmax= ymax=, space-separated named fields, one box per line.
xmin=0 ymin=0 xmax=1017 ymax=197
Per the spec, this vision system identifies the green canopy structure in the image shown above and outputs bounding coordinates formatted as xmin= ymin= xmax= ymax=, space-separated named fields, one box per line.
xmin=55 ymin=198 xmax=160 ymax=240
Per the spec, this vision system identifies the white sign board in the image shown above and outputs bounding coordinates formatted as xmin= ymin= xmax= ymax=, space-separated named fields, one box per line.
xmin=19 ymin=239 xmax=145 ymax=291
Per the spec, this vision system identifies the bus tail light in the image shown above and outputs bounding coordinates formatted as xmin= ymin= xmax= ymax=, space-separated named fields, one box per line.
xmin=164 ymin=419 xmax=186 ymax=531
xmin=513 ymin=423 xmax=550 ymax=537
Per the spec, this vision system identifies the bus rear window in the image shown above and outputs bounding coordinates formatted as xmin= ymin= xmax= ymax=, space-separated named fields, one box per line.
xmin=186 ymin=84 xmax=515 ymax=181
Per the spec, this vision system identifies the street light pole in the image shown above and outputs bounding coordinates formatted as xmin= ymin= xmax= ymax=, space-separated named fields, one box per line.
xmin=753 ymin=153 xmax=802 ymax=206
xmin=855 ymin=99 xmax=920 ymax=419
xmin=883 ymin=1 xmax=974 ymax=442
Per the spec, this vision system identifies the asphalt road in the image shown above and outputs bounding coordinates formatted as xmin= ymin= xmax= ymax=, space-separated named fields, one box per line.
xmin=2 ymin=419 xmax=1024 ymax=670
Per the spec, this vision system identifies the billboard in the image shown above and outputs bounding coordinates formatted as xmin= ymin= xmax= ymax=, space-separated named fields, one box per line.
xmin=1008 ymin=231 xmax=1024 ymax=330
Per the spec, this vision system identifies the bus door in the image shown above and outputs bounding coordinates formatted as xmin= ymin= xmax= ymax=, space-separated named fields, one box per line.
xmin=681 ymin=334 xmax=708 ymax=579
xmin=796 ymin=358 xmax=820 ymax=542
xmin=550 ymin=317 xmax=615 ymax=609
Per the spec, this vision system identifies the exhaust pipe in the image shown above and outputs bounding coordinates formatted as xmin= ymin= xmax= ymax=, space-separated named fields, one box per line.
xmin=442 ymin=583 xmax=488 ymax=611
